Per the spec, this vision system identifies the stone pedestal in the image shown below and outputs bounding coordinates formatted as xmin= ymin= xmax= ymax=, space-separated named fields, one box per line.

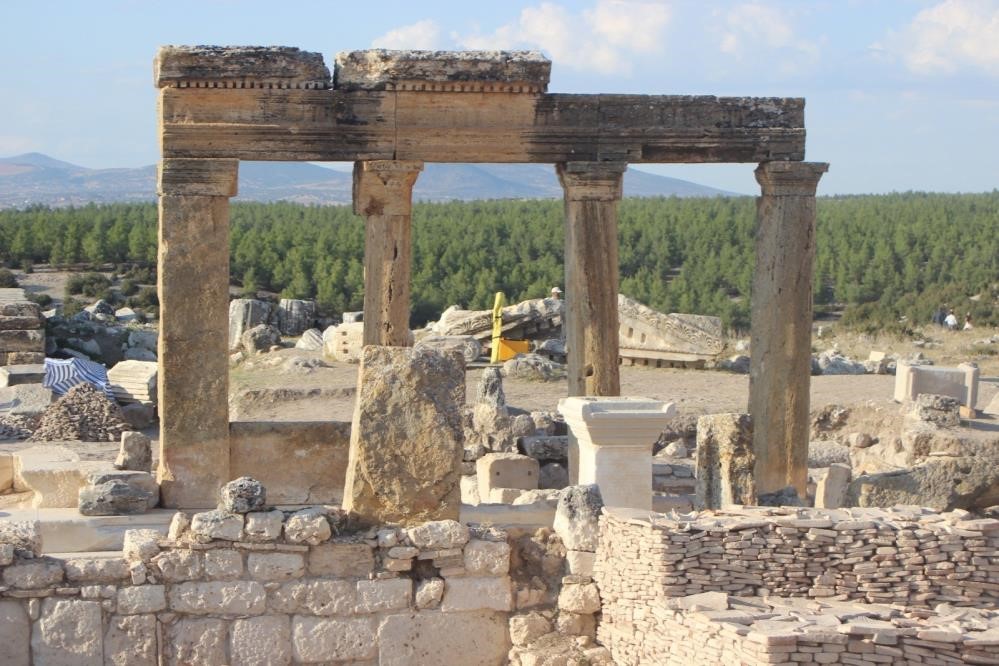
xmin=749 ymin=161 xmax=827 ymax=498
xmin=558 ymin=397 xmax=675 ymax=511
xmin=354 ymin=160 xmax=423 ymax=347
xmin=157 ymin=158 xmax=238 ymax=508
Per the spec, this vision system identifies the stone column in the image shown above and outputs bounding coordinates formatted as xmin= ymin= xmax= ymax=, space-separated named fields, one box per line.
xmin=157 ymin=158 xmax=238 ymax=508
xmin=353 ymin=160 xmax=423 ymax=347
xmin=558 ymin=162 xmax=626 ymax=486
xmin=749 ymin=161 xmax=828 ymax=498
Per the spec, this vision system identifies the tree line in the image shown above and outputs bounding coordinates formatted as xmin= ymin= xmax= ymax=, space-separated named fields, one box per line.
xmin=0 ymin=192 xmax=996 ymax=332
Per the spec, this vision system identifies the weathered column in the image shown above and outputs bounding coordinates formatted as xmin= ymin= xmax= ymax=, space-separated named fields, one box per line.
xmin=749 ymin=161 xmax=828 ymax=498
xmin=157 ymin=158 xmax=238 ymax=508
xmin=354 ymin=160 xmax=423 ymax=347
xmin=557 ymin=162 xmax=626 ymax=397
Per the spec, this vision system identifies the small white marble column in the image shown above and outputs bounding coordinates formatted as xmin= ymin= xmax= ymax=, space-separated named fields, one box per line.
xmin=558 ymin=396 xmax=675 ymax=511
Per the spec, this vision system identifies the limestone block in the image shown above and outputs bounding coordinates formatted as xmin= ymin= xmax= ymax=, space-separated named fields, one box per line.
xmin=0 ymin=300 xmax=44 ymax=329
xmin=322 ymin=322 xmax=364 ymax=362
xmin=78 ymin=478 xmax=155 ymax=516
xmin=117 ymin=585 xmax=166 ymax=614
xmin=695 ymin=413 xmax=757 ymax=509
xmin=104 ymin=614 xmax=157 ymax=666
xmin=190 ymin=509 xmax=244 ymax=541
xmin=815 ymin=462 xmax=851 ymax=509
xmin=242 ymin=323 xmax=281 ymax=354
xmin=442 ymin=576 xmax=513 ymax=612
xmin=31 ymin=599 xmax=103 ymax=666
xmin=228 ymin=298 xmax=273 ymax=351
xmin=309 ymin=542 xmax=374 ymax=577
xmin=244 ymin=509 xmax=285 ymax=541
xmin=406 ymin=519 xmax=470 ymax=550
xmin=247 ymin=552 xmax=305 ymax=581
xmin=276 ymin=298 xmax=316 ymax=336
xmin=269 ymin=579 xmax=356 ymax=616
xmin=343 ymin=346 xmax=465 ymax=525
xmin=123 ymin=528 xmax=161 ymax=562
xmin=168 ymin=580 xmax=267 ymax=615
xmin=415 ymin=578 xmax=444 ymax=609
xmin=115 ymin=431 xmax=152 ymax=473
xmin=461 ymin=474 xmax=481 ymax=505
xmin=64 ymin=556 xmax=129 ymax=584
xmin=489 ymin=487 xmax=529 ymax=503
xmin=295 ymin=327 xmax=324 ymax=351
xmin=553 ymin=484 xmax=603 ymax=552
xmin=0 ymin=384 xmax=53 ymax=417
xmin=0 ymin=519 xmax=42 ymax=557
xmin=167 ymin=511 xmax=190 ymax=540
xmin=219 ymin=475 xmax=267 ymax=513
xmin=204 ymin=549 xmax=243 ymax=580
xmin=0 ymin=451 xmax=12 ymax=492
xmin=378 ymin=610 xmax=510 ymax=666
xmin=556 ymin=611 xmax=596 ymax=638
xmin=231 ymin=615 xmax=292 ymax=666
xmin=464 ymin=539 xmax=511 ymax=576
xmin=292 ymin=616 xmax=377 ymax=663
xmin=477 ymin=452 xmax=540 ymax=500
xmin=0 ymin=328 xmax=45 ymax=352
xmin=520 ymin=435 xmax=569 ymax=461
xmin=165 ymin=618 xmax=227 ymax=666
xmin=0 ymin=601 xmax=30 ymax=666
xmin=558 ymin=581 xmax=601 ymax=614
xmin=283 ymin=507 xmax=331 ymax=545
xmin=13 ymin=445 xmax=113 ymax=508
xmin=356 ymin=577 xmax=412 ymax=612
xmin=335 ymin=49 xmax=552 ymax=91
xmin=510 ymin=612 xmax=552 ymax=647
xmin=3 ymin=558 xmax=64 ymax=589
xmin=152 ymin=549 xmax=203 ymax=582
xmin=565 ymin=550 xmax=596 ymax=577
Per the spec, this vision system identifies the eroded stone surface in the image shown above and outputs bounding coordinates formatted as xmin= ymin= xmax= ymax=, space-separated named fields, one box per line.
xmin=31 ymin=599 xmax=103 ymax=666
xmin=0 ymin=600 xmax=30 ymax=666
xmin=244 ymin=509 xmax=284 ymax=541
xmin=190 ymin=509 xmax=244 ymax=541
xmin=231 ymin=615 xmax=292 ymax=666
xmin=165 ymin=618 xmax=227 ymax=666
xmin=104 ymin=614 xmax=157 ymax=666
xmin=378 ymin=610 xmax=510 ymax=666
xmin=553 ymin=484 xmax=603 ymax=552
xmin=283 ymin=507 xmax=331 ymax=545
xmin=117 ymin=585 xmax=166 ymax=614
xmin=292 ymin=616 xmax=376 ymax=662
xmin=269 ymin=579 xmax=355 ymax=616
xmin=219 ymin=476 xmax=266 ymax=513
xmin=247 ymin=552 xmax=305 ymax=581
xmin=115 ymin=431 xmax=152 ymax=472
xmin=308 ymin=542 xmax=374 ymax=577
xmin=407 ymin=519 xmax=470 ymax=550
xmin=695 ymin=413 xmax=756 ymax=509
xmin=168 ymin=580 xmax=266 ymax=615
xmin=334 ymin=49 xmax=551 ymax=91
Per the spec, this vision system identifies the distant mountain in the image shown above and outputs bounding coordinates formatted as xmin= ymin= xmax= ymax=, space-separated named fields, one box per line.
xmin=0 ymin=153 xmax=735 ymax=209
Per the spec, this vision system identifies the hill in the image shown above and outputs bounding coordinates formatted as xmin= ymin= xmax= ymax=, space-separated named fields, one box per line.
xmin=0 ymin=154 xmax=733 ymax=209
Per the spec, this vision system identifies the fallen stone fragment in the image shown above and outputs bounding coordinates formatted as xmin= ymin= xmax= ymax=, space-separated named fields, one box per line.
xmin=114 ymin=431 xmax=152 ymax=473
xmin=219 ymin=476 xmax=266 ymax=514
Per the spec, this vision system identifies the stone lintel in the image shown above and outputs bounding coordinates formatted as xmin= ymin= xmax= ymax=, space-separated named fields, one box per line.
xmin=154 ymin=46 xmax=331 ymax=89
xmin=158 ymin=159 xmax=239 ymax=197
xmin=755 ymin=161 xmax=829 ymax=197
xmin=334 ymin=49 xmax=551 ymax=92
xmin=557 ymin=162 xmax=627 ymax=201
xmin=352 ymin=160 xmax=424 ymax=217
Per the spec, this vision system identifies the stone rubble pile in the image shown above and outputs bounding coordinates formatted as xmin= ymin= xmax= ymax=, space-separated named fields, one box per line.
xmin=0 ymin=413 xmax=36 ymax=440
xmin=27 ymin=382 xmax=129 ymax=442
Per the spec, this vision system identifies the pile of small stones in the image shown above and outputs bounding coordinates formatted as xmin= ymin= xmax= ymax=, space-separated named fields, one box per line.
xmin=0 ymin=414 xmax=36 ymax=440
xmin=28 ymin=383 xmax=129 ymax=442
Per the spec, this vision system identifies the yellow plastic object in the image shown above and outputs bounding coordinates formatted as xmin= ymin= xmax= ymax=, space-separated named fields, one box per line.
xmin=496 ymin=338 xmax=530 ymax=361
xmin=490 ymin=291 xmax=506 ymax=364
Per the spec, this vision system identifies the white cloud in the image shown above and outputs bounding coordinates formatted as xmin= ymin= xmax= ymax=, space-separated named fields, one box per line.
xmin=882 ymin=0 xmax=999 ymax=76
xmin=716 ymin=2 xmax=818 ymax=66
xmin=454 ymin=1 xmax=671 ymax=75
xmin=372 ymin=19 xmax=442 ymax=50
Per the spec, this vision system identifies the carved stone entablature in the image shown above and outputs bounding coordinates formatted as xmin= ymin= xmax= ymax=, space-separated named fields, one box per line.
xmin=334 ymin=49 xmax=551 ymax=93
xmin=154 ymin=46 xmax=331 ymax=89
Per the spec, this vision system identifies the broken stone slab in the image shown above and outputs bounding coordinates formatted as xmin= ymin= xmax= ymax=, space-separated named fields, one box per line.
xmin=0 ymin=364 xmax=45 ymax=388
xmin=82 ymin=470 xmax=159 ymax=511
xmin=115 ymin=431 xmax=152 ymax=473
xmin=617 ymin=294 xmax=723 ymax=357
xmin=155 ymin=45 xmax=331 ymax=88
xmin=695 ymin=413 xmax=756 ymax=509
xmin=0 ymin=383 xmax=53 ymax=417
xmin=218 ymin=476 xmax=266 ymax=514
xmin=848 ymin=455 xmax=999 ymax=512
xmin=343 ymin=346 xmax=465 ymax=525
xmin=78 ymin=479 xmax=153 ymax=516
xmin=414 ymin=335 xmax=482 ymax=364
xmin=13 ymin=445 xmax=115 ymax=509
xmin=907 ymin=393 xmax=961 ymax=428
xmin=294 ymin=328 xmax=324 ymax=351
xmin=334 ymin=49 xmax=551 ymax=92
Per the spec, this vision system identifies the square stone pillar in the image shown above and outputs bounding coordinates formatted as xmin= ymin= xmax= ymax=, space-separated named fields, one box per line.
xmin=354 ymin=160 xmax=423 ymax=347
xmin=558 ymin=396 xmax=675 ymax=511
xmin=157 ymin=158 xmax=238 ymax=508
xmin=750 ymin=161 xmax=828 ymax=498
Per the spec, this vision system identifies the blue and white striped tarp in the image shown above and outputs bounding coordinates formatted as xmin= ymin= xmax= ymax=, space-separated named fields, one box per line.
xmin=42 ymin=357 xmax=114 ymax=398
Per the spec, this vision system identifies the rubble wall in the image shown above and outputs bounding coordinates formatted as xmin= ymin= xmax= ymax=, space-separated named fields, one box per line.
xmin=595 ymin=507 xmax=999 ymax=665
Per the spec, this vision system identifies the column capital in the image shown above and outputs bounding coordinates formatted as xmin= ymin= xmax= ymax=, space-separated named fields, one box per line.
xmin=755 ymin=161 xmax=828 ymax=197
xmin=557 ymin=161 xmax=627 ymax=201
xmin=353 ymin=160 xmax=424 ymax=216
xmin=158 ymin=158 xmax=239 ymax=197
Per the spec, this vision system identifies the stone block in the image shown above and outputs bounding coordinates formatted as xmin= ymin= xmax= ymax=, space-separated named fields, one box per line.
xmin=309 ymin=542 xmax=374 ymax=577
xmin=477 ymin=452 xmax=540 ymax=500
xmin=3 ymin=558 xmax=64 ymax=589
xmin=0 ymin=600 xmax=30 ymax=666
xmin=104 ymin=614 xmax=157 ymax=666
xmin=190 ymin=509 xmax=244 ymax=541
xmin=219 ymin=476 xmax=267 ymax=513
xmin=0 ymin=519 xmax=42 ymax=557
xmin=460 ymin=474 xmax=481 ymax=505
xmin=565 ymin=550 xmax=596 ymax=577
xmin=204 ymin=549 xmax=243 ymax=580
xmin=895 ymin=362 xmax=979 ymax=410
xmin=168 ymin=580 xmax=266 ymax=615
xmin=415 ymin=578 xmax=444 ymax=609
xmin=114 ymin=431 xmax=152 ymax=473
xmin=0 ymin=384 xmax=53 ymax=417
xmin=123 ymin=528 xmax=161 ymax=562
xmin=117 ymin=585 xmax=166 ymax=614
xmin=13 ymin=445 xmax=113 ymax=508
xmin=464 ymin=539 xmax=511 ymax=575
xmin=31 ymin=599 xmax=103 ymax=666
xmin=0 ymin=329 xmax=45 ymax=353
xmin=231 ymin=615 xmax=292 ymax=666
xmin=343 ymin=346 xmax=465 ymax=525
xmin=230 ymin=421 xmax=351 ymax=504
xmin=558 ymin=581 xmax=601 ymax=614
xmin=165 ymin=618 xmax=227 ymax=666
xmin=152 ymin=549 xmax=202 ymax=582
xmin=269 ymin=579 xmax=356 ymax=616
xmin=520 ymin=435 xmax=569 ymax=461
xmin=406 ymin=519 xmax=469 ymax=550
xmin=356 ymin=577 xmax=412 ymax=613
xmin=292 ymin=616 xmax=377 ymax=663
xmin=510 ymin=612 xmax=552 ymax=647
xmin=244 ymin=509 xmax=285 ymax=541
xmin=283 ymin=507 xmax=331 ymax=545
xmin=695 ymin=413 xmax=756 ymax=509
xmin=78 ymin=476 xmax=156 ymax=516
xmin=0 ymin=363 xmax=44 ymax=387
xmin=228 ymin=298 xmax=273 ymax=351
xmin=64 ymin=556 xmax=129 ymax=583
xmin=815 ymin=462 xmax=851 ymax=509
xmin=553 ymin=484 xmax=603 ymax=552
xmin=247 ymin=552 xmax=305 ymax=581
xmin=378 ymin=610 xmax=510 ymax=666
xmin=442 ymin=576 xmax=513 ymax=612
xmin=0 ymin=301 xmax=44 ymax=329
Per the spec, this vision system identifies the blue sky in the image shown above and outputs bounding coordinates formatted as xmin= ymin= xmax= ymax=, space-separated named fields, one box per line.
xmin=1 ymin=0 xmax=996 ymax=195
